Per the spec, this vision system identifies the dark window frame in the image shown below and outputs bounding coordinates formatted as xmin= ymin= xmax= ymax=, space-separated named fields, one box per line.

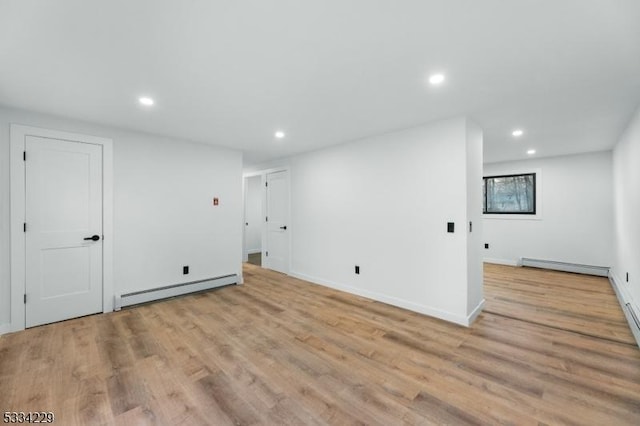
xmin=483 ymin=173 xmax=537 ymax=215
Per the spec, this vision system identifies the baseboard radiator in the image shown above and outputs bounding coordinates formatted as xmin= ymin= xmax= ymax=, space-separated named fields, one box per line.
xmin=520 ymin=258 xmax=609 ymax=277
xmin=624 ymin=303 xmax=640 ymax=348
xmin=626 ymin=302 xmax=640 ymax=329
xmin=609 ymin=273 xmax=640 ymax=348
xmin=114 ymin=274 xmax=238 ymax=311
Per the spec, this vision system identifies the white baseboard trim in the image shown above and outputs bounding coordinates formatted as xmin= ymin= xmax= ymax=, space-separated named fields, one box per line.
xmin=483 ymin=258 xmax=520 ymax=266
xmin=467 ymin=299 xmax=485 ymax=325
xmin=0 ymin=323 xmax=11 ymax=336
xmin=521 ymin=258 xmax=609 ymax=277
xmin=609 ymin=271 xmax=640 ymax=348
xmin=289 ymin=270 xmax=472 ymax=327
xmin=114 ymin=274 xmax=238 ymax=310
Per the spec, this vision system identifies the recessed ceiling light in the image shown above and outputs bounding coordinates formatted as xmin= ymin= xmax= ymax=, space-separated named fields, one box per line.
xmin=512 ymin=129 xmax=524 ymax=137
xmin=138 ymin=96 xmax=154 ymax=106
xmin=275 ymin=131 xmax=285 ymax=139
xmin=428 ymin=73 xmax=445 ymax=85
xmin=527 ymin=149 xmax=536 ymax=155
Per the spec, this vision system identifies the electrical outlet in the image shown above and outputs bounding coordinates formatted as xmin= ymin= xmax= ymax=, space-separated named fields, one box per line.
xmin=484 ymin=243 xmax=489 ymax=249
xmin=183 ymin=266 xmax=189 ymax=275
xmin=355 ymin=265 xmax=360 ymax=275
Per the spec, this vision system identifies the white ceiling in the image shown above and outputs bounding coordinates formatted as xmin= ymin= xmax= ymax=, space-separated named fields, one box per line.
xmin=1 ymin=0 xmax=639 ymax=164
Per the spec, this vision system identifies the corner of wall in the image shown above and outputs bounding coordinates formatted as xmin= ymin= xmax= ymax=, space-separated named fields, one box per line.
xmin=465 ymin=117 xmax=484 ymax=316
xmin=466 ymin=298 xmax=485 ymax=326
xmin=611 ymin=103 xmax=640 ymax=345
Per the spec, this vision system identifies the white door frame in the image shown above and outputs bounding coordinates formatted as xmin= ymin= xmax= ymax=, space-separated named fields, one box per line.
xmin=10 ymin=124 xmax=114 ymax=332
xmin=242 ymin=167 xmax=291 ymax=273
xmin=242 ymin=174 xmax=261 ymax=262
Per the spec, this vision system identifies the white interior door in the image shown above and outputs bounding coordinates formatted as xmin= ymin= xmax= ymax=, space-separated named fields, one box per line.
xmin=25 ymin=136 xmax=103 ymax=327
xmin=265 ymin=170 xmax=289 ymax=274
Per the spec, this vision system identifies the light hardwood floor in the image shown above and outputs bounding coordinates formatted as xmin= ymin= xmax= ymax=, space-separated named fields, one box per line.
xmin=484 ymin=263 xmax=636 ymax=345
xmin=1 ymin=263 xmax=639 ymax=425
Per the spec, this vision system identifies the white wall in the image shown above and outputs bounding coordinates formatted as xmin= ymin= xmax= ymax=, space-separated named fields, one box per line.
xmin=0 ymin=112 xmax=9 ymax=332
xmin=612 ymin=105 xmax=640 ymax=315
xmin=244 ymin=157 xmax=291 ymax=175
xmin=244 ymin=175 xmax=262 ymax=255
xmin=466 ymin=122 xmax=484 ymax=314
xmin=483 ymin=151 xmax=613 ymax=267
xmin=0 ymin=106 xmax=243 ymax=331
xmin=288 ymin=117 xmax=483 ymax=325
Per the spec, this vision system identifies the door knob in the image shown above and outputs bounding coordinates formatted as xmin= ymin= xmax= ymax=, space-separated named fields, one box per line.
xmin=280 ymin=226 xmax=287 ymax=230
xmin=83 ymin=235 xmax=100 ymax=241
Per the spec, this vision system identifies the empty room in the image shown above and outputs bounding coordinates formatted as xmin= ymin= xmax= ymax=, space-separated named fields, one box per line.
xmin=1 ymin=1 xmax=639 ymax=425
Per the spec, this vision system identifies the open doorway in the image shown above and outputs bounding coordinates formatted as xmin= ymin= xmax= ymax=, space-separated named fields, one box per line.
xmin=243 ymin=168 xmax=290 ymax=273
xmin=244 ymin=175 xmax=263 ymax=266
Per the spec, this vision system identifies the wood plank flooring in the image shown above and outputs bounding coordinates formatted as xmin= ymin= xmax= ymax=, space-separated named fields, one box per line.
xmin=1 ymin=263 xmax=639 ymax=425
xmin=484 ymin=263 xmax=636 ymax=345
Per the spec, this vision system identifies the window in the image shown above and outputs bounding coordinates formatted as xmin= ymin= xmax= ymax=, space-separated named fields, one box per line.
xmin=483 ymin=173 xmax=536 ymax=214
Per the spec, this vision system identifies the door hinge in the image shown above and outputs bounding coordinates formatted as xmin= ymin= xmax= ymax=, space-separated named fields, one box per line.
xmin=265 ymin=216 xmax=268 ymax=222
xmin=23 ymin=151 xmax=26 ymax=161
xmin=23 ymin=223 xmax=26 ymax=232
xmin=24 ymin=294 xmax=27 ymax=304
xmin=266 ymin=251 xmax=268 ymax=257
xmin=265 ymin=182 xmax=268 ymax=187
